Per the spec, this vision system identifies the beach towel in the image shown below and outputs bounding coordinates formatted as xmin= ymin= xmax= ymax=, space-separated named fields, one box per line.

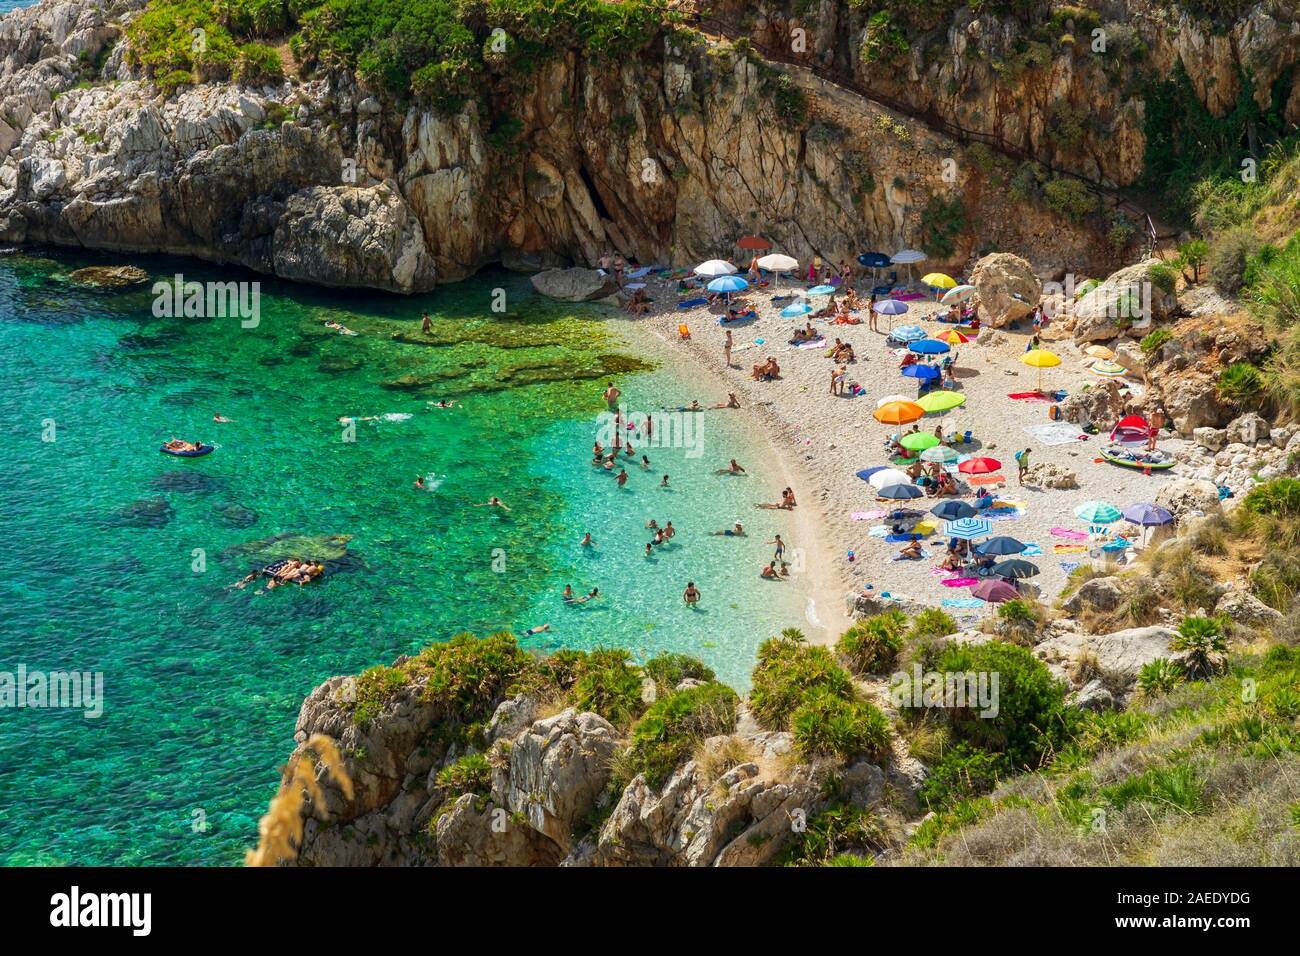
xmin=942 ymin=598 xmax=986 ymax=608
xmin=1060 ymin=561 xmax=1081 ymax=573
xmin=677 ymin=297 xmax=707 ymax=309
xmin=894 ymin=292 xmax=927 ymax=301
xmin=984 ymin=506 xmax=1025 ymax=521
xmin=1021 ymin=543 xmax=1043 ymax=556
xmin=868 ymin=526 xmax=892 ymax=538
xmin=850 ymin=512 xmax=872 ymax=521
xmin=795 ymin=338 xmax=827 ymax=349
xmin=1008 ymin=392 xmax=1054 ymax=402
xmin=1050 ymin=528 xmax=1089 ymax=540
xmin=626 ymin=266 xmax=652 ymax=279
xmin=1053 ymin=544 xmax=1088 ymax=554
xmin=859 ymin=509 xmax=887 ymax=519
xmin=1025 ymin=422 xmax=1088 ymax=446
xmin=942 ymin=577 xmax=980 ymax=587
xmin=885 ymin=533 xmax=921 ymax=542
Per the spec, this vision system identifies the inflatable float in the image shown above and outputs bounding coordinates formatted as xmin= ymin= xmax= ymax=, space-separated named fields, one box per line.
xmin=1099 ymin=445 xmax=1175 ymax=470
xmin=160 ymin=444 xmax=214 ymax=457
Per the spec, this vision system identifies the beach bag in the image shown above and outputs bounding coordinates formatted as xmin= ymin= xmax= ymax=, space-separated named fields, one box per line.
xmin=1049 ymin=404 xmax=1061 ymax=420
xmin=1014 ymin=450 xmax=1023 ymax=462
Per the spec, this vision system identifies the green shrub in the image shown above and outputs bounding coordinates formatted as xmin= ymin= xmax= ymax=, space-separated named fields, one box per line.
xmin=1139 ymin=327 xmax=1172 ymax=355
xmin=836 ymin=611 xmax=906 ymax=676
xmin=908 ymin=607 xmax=957 ymax=641
xmin=778 ymin=803 xmax=887 ymax=866
xmin=860 ymin=10 xmax=909 ymax=64
xmin=918 ymin=743 xmax=1008 ymax=808
xmin=642 ymin=653 xmax=715 ymax=690
xmin=1148 ymin=262 xmax=1178 ymax=296
xmin=569 ymin=648 xmax=645 ymax=727
xmin=791 ymin=690 xmax=891 ymax=762
xmin=1207 ymin=227 xmax=1263 ymax=293
xmin=918 ymin=193 xmax=967 ymax=260
xmin=1247 ymin=235 xmax=1300 ymax=329
xmin=749 ymin=634 xmax=853 ymax=730
xmin=1171 ymin=616 xmax=1228 ymax=679
xmin=1100 ymin=763 xmax=1206 ymax=816
xmin=1217 ymin=361 xmax=1263 ymax=406
xmin=435 ymin=752 xmax=492 ymax=796
xmin=234 ymin=41 xmax=284 ymax=84
xmin=621 ymin=682 xmax=738 ymax=788
xmin=1137 ymin=658 xmax=1186 ymax=697
xmin=353 ymin=664 xmax=411 ymax=725
xmin=1043 ymin=176 xmax=1098 ymax=224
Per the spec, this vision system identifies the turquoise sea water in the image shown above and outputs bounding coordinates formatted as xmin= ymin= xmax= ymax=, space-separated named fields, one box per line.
xmin=0 ymin=251 xmax=808 ymax=865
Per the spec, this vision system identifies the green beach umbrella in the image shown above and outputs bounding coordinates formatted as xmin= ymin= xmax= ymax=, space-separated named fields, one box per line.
xmin=900 ymin=432 xmax=940 ymax=451
xmin=916 ymin=390 xmax=966 ymax=413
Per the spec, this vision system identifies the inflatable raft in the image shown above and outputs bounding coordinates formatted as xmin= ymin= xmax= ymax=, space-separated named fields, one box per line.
xmin=1099 ymin=445 xmax=1175 ymax=470
xmin=160 ymin=444 xmax=215 ymax=457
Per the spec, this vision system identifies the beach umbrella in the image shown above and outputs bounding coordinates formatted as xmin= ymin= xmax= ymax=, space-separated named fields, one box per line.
xmin=874 ymin=299 xmax=910 ymax=316
xmin=922 ymin=272 xmax=957 ymax=290
xmin=891 ymin=249 xmax=927 ymax=285
xmin=941 ymin=284 xmax=976 ymax=304
xmin=909 ymin=339 xmax=951 ymax=355
xmin=857 ymin=252 xmax=891 ymax=268
xmin=931 ymin=500 xmax=977 ymax=521
xmin=694 ymin=259 xmax=737 ymax=277
xmin=807 ymin=284 xmax=837 ymax=296
xmin=993 ymin=558 xmax=1040 ymax=580
xmin=780 ymin=301 xmax=814 ymax=318
xmin=900 ymin=432 xmax=939 ymax=451
xmin=944 ymin=517 xmax=992 ymax=539
xmin=971 ymin=578 xmax=1019 ymax=603
xmin=975 ymin=536 xmax=1026 ymax=556
xmin=1020 ymin=348 xmax=1061 ymax=392
xmin=737 ymin=235 xmax=771 ymax=250
xmin=889 ymin=322 xmax=925 ymax=341
xmin=855 ymin=466 xmax=889 ymax=482
xmin=920 ymin=445 xmax=960 ymax=464
xmin=958 ymin=456 xmax=1001 ymax=475
xmin=1084 ymin=344 xmax=1115 ymax=360
xmin=877 ymin=393 xmax=911 ymax=407
xmin=1090 ymin=360 xmax=1128 ymax=378
xmin=916 ymin=390 xmax=966 ymax=412
xmin=878 ymin=483 xmax=923 ymax=500
xmin=707 ymin=274 xmax=749 ymax=306
xmin=756 ymin=253 xmax=798 ymax=287
xmin=1074 ymin=501 xmax=1123 ymax=524
xmin=938 ymin=329 xmax=971 ymax=345
xmin=868 ymin=468 xmax=912 ymax=489
xmin=874 ymin=401 xmax=925 ymax=425
xmin=901 ymin=363 xmax=941 ymax=381
xmin=1122 ymin=503 xmax=1174 ymax=527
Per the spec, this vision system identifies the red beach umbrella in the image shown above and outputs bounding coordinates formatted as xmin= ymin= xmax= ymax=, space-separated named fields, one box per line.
xmin=971 ymin=578 xmax=1019 ymax=603
xmin=959 ymin=457 xmax=1002 ymax=475
xmin=737 ymin=235 xmax=772 ymax=250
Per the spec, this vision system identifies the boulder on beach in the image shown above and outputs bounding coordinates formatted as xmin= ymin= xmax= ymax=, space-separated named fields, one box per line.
xmin=69 ymin=265 xmax=150 ymax=288
xmin=1154 ymin=478 xmax=1221 ymax=521
xmin=1072 ymin=259 xmax=1177 ymax=342
xmin=530 ymin=267 xmax=618 ymax=302
xmin=970 ymin=252 xmax=1040 ymax=328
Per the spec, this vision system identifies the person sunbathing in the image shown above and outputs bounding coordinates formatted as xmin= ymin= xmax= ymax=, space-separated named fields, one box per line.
xmin=711 ymin=393 xmax=740 ymax=408
xmin=710 ymin=523 xmax=746 ymax=536
xmin=896 ymin=539 xmax=924 ymax=560
xmin=751 ymin=357 xmax=780 ymax=380
xmin=163 ymin=438 xmax=200 ymax=452
xmin=940 ymin=549 xmax=964 ymax=572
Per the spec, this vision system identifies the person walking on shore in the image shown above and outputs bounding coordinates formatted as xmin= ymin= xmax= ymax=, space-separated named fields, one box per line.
xmin=1016 ymin=448 xmax=1032 ymax=484
xmin=724 ymin=328 xmax=733 ymax=368
xmin=603 ymin=382 xmax=620 ymax=411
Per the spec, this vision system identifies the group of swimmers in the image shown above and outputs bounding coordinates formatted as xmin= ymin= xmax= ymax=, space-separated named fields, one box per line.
xmin=230 ymin=558 xmax=324 ymax=591
xmin=162 ymin=438 xmax=205 ymax=452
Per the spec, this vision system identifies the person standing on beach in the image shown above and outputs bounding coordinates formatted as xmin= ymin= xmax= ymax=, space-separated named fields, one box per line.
xmin=724 ymin=329 xmax=734 ymax=368
xmin=768 ymin=534 xmax=786 ymax=562
xmin=868 ymin=294 xmax=879 ymax=333
xmin=603 ymin=382 xmax=620 ymax=411
xmin=1017 ymin=448 xmax=1032 ymax=484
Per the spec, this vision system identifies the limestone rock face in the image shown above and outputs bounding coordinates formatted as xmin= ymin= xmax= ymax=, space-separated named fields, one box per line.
xmin=1037 ymin=625 xmax=1179 ymax=688
xmin=1072 ymin=260 xmax=1176 ymax=342
xmin=1225 ymin=412 xmax=1271 ymax=446
xmin=1159 ymin=372 xmax=1232 ymax=436
xmin=272 ymin=184 xmax=436 ymax=293
xmin=970 ymin=252 xmax=1041 ymax=328
xmin=1025 ymin=461 xmax=1078 ymax=490
xmin=493 ymin=708 xmax=619 ymax=851
xmin=530 ymin=267 xmax=618 ymax=302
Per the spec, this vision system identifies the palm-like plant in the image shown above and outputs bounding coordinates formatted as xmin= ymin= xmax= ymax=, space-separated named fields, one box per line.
xmin=1170 ymin=615 xmax=1228 ymax=679
xmin=1137 ymin=658 xmax=1185 ymax=697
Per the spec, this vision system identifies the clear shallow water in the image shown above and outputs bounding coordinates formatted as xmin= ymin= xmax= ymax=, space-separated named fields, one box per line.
xmin=0 ymin=251 xmax=807 ymax=865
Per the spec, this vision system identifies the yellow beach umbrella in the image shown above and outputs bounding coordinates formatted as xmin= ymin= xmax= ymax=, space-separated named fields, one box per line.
xmin=873 ymin=400 xmax=925 ymax=425
xmin=917 ymin=390 xmax=967 ymax=413
xmin=1020 ymin=348 xmax=1061 ymax=392
xmin=922 ymin=272 xmax=957 ymax=289
xmin=1084 ymin=345 xmax=1115 ymax=360
xmin=938 ymin=329 xmax=971 ymax=345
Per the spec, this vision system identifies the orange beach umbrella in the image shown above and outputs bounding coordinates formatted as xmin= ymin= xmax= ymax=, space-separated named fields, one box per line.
xmin=873 ymin=400 xmax=925 ymax=425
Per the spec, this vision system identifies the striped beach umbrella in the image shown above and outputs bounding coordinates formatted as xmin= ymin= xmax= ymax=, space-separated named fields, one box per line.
xmin=1090 ymin=360 xmax=1128 ymax=377
xmin=938 ymin=329 xmax=971 ymax=344
xmin=941 ymin=284 xmax=976 ymax=304
xmin=1074 ymin=501 xmax=1122 ymax=524
xmin=920 ymin=445 xmax=960 ymax=464
xmin=916 ymin=390 xmax=966 ymax=412
xmin=944 ymin=517 xmax=992 ymax=539
xmin=900 ymin=432 xmax=939 ymax=451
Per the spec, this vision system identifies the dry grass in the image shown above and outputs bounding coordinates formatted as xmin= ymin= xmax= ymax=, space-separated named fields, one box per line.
xmin=246 ymin=734 xmax=353 ymax=867
xmin=692 ymin=734 xmax=757 ymax=785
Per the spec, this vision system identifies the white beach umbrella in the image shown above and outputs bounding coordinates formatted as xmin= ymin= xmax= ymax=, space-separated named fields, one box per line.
xmin=868 ymin=468 xmax=912 ymax=489
xmin=756 ymin=253 xmax=799 ymax=288
xmin=891 ymin=249 xmax=927 ymax=286
xmin=694 ymin=259 xmax=738 ymax=277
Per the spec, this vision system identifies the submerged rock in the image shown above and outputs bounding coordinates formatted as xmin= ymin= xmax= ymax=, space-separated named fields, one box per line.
xmin=149 ymin=470 xmax=224 ymax=494
xmin=68 ymin=265 xmax=150 ymax=288
xmin=222 ymin=532 xmax=353 ymax=564
xmin=105 ymin=497 xmax=174 ymax=528
xmin=530 ymin=268 xmax=618 ymax=302
xmin=211 ymin=502 xmax=259 ymax=529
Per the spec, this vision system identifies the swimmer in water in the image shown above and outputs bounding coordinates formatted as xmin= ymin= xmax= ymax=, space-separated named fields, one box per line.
xmin=580 ymin=532 xmax=595 ymax=547
xmin=719 ymin=459 xmax=746 ymax=475
xmin=683 ymin=581 xmax=701 ymax=606
xmin=664 ymin=521 xmax=676 ymax=540
xmin=647 ymin=519 xmax=660 ymax=531
xmin=213 ymin=414 xmax=234 ymax=423
xmin=474 ymin=496 xmax=512 ymax=511
xmin=573 ymin=587 xmax=600 ymax=604
xmin=421 ymin=312 xmax=432 ymax=334
xmin=616 ymin=469 xmax=629 ymax=487
xmin=640 ymin=455 xmax=651 ymax=470
xmin=414 ymin=474 xmax=426 ymax=490
xmin=709 ymin=523 xmax=745 ymax=536
xmin=644 ymin=542 xmax=653 ymax=558
xmin=428 ymin=399 xmax=458 ymax=408
xmin=661 ymin=474 xmax=670 ymax=488
xmin=562 ymin=584 xmax=575 ymax=602
xmin=523 ymin=623 xmax=550 ymax=636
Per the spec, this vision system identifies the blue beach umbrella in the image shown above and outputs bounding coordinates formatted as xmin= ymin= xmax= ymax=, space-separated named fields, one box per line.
xmin=708 ymin=274 xmax=749 ymax=306
xmin=1122 ymin=503 xmax=1173 ymax=527
xmin=908 ymin=339 xmax=951 ymax=355
xmin=874 ymin=299 xmax=910 ymax=316
xmin=931 ymin=500 xmax=977 ymax=521
xmin=975 ymin=536 xmax=1026 ymax=556
xmin=856 ymin=466 xmax=889 ymax=481
xmin=780 ymin=301 xmax=814 ymax=318
xmin=858 ymin=252 xmax=891 ymax=268
xmin=944 ymin=517 xmax=992 ymax=539
xmin=901 ymin=364 xmax=940 ymax=381
xmin=993 ymin=558 xmax=1040 ymax=580
xmin=890 ymin=323 xmax=926 ymax=341
xmin=878 ymin=483 xmax=924 ymax=500
xmin=807 ymin=284 xmax=837 ymax=296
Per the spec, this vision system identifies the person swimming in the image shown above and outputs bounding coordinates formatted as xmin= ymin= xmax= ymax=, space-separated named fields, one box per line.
xmin=580 ymin=532 xmax=595 ymax=547
xmin=710 ymin=523 xmax=745 ymax=536
xmin=523 ymin=623 xmax=551 ymax=636
xmin=474 ymin=496 xmax=511 ymax=511
xmin=213 ymin=414 xmax=233 ymax=423
xmin=414 ymin=474 xmax=426 ymax=490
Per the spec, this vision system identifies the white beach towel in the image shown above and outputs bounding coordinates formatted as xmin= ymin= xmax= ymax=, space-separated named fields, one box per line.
xmin=1024 ymin=422 xmax=1087 ymax=446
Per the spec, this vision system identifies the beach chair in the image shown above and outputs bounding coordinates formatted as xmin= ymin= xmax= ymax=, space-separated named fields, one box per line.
xmin=677 ymin=324 xmax=691 ymax=341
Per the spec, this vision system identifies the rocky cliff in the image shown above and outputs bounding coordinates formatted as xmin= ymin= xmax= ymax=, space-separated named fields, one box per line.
xmin=0 ymin=0 xmax=1231 ymax=293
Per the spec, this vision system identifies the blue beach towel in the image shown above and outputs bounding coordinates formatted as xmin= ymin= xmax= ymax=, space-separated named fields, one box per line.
xmin=1060 ymin=561 xmax=1081 ymax=573
xmin=677 ymin=297 xmax=708 ymax=309
xmin=1021 ymin=543 xmax=1043 ymax=556
xmin=942 ymin=598 xmax=985 ymax=608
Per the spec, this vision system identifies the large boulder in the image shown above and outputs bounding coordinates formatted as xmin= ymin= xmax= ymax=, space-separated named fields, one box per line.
xmin=1062 ymin=577 xmax=1126 ymax=615
xmin=1059 ymin=378 xmax=1126 ymax=427
xmin=1025 ymin=461 xmax=1079 ymax=489
xmin=1154 ymin=477 xmax=1222 ymax=521
xmin=1037 ymin=625 xmax=1179 ymax=688
xmin=1214 ymin=589 xmax=1284 ymax=628
xmin=1159 ymin=371 xmax=1232 ymax=436
xmin=1225 ymin=412 xmax=1270 ymax=446
xmin=1072 ymin=259 xmax=1176 ymax=342
xmin=531 ymin=267 xmax=618 ymax=301
xmin=971 ymin=252 xmax=1041 ymax=328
